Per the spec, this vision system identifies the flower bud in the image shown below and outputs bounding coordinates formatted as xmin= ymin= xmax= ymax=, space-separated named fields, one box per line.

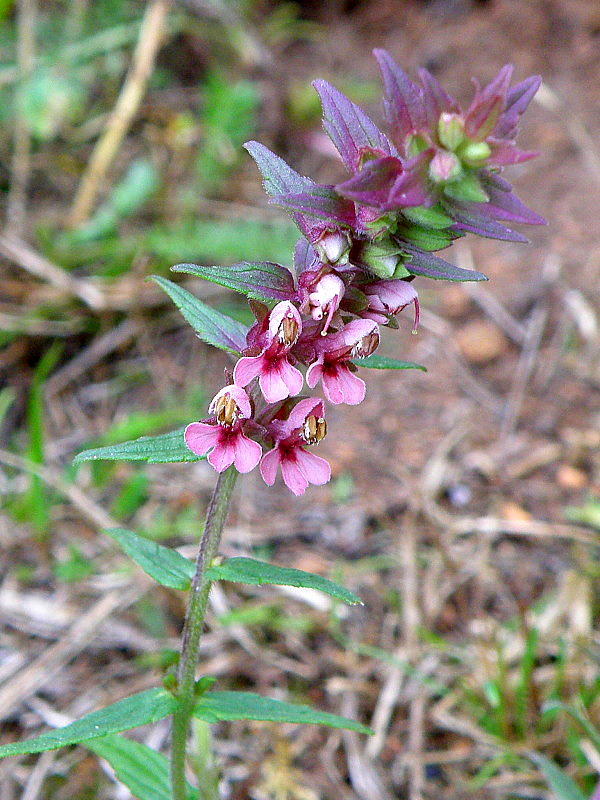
xmin=429 ymin=150 xmax=462 ymax=183
xmin=308 ymin=273 xmax=345 ymax=333
xmin=458 ymin=140 xmax=492 ymax=165
xmin=437 ymin=113 xmax=465 ymax=151
xmin=359 ymin=238 xmax=404 ymax=279
xmin=314 ymin=230 xmax=349 ymax=265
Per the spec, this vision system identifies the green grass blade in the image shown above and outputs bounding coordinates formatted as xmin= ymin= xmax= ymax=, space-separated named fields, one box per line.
xmin=206 ymin=557 xmax=361 ymax=605
xmin=193 ymin=691 xmax=372 ymax=734
xmin=528 ymin=753 xmax=587 ymax=800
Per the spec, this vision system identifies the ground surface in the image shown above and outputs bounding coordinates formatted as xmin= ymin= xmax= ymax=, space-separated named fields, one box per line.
xmin=0 ymin=1 xmax=599 ymax=798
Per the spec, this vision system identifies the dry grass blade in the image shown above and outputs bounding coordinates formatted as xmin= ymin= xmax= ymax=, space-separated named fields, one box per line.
xmin=68 ymin=0 xmax=171 ymax=226
xmin=0 ymin=235 xmax=106 ymax=311
xmin=0 ymin=585 xmax=141 ymax=721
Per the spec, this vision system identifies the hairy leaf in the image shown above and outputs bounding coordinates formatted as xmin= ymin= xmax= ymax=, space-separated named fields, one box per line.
xmin=172 ymin=262 xmax=297 ymax=303
xmin=206 ymin=557 xmax=361 ymax=605
xmin=313 ymin=80 xmax=395 ymax=172
xmin=401 ymin=245 xmax=488 ymax=281
xmin=0 ymin=690 xmax=177 ymax=757
xmin=74 ymin=428 xmax=202 ymax=464
xmin=244 ymin=141 xmax=312 ymax=197
xmin=353 ymin=355 xmax=426 ymax=371
xmin=87 ymin=736 xmax=198 ymax=800
xmin=151 ymin=276 xmax=248 ymax=355
xmin=105 ymin=528 xmax=194 ymax=590
xmin=194 ymin=691 xmax=372 ymax=734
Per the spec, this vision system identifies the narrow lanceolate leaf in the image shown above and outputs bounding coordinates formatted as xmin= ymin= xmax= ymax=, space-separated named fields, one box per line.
xmin=244 ymin=141 xmax=313 ymax=197
xmin=373 ymin=49 xmax=427 ymax=142
xmin=151 ymin=276 xmax=248 ymax=355
xmin=313 ymin=79 xmax=395 ymax=172
xmin=528 ymin=753 xmax=587 ymax=800
xmin=0 ymin=689 xmax=177 ymax=758
xmin=194 ymin=691 xmax=372 ymax=734
xmin=105 ymin=528 xmax=194 ymax=590
xmin=271 ymin=188 xmax=357 ymax=228
xmin=74 ymin=428 xmax=203 ymax=465
xmin=401 ymin=245 xmax=488 ymax=282
xmin=172 ymin=262 xmax=297 ymax=303
xmin=206 ymin=557 xmax=361 ymax=605
xmin=353 ymin=355 xmax=427 ymax=371
xmin=87 ymin=736 xmax=198 ymax=800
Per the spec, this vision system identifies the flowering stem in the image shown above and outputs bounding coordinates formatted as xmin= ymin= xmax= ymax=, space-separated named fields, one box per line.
xmin=170 ymin=465 xmax=238 ymax=800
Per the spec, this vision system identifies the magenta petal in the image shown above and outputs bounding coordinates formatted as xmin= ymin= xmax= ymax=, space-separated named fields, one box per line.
xmin=279 ymin=360 xmax=304 ymax=396
xmin=281 ymin=456 xmax=309 ymax=496
xmin=321 ymin=365 xmax=365 ymax=405
xmin=233 ymin=356 xmax=263 ymax=388
xmin=260 ymin=448 xmax=281 ymax=485
xmin=207 ymin=438 xmax=236 ymax=472
xmin=295 ymin=448 xmax=331 ymax=486
xmin=233 ymin=433 xmax=262 ymax=473
xmin=184 ymin=422 xmax=220 ymax=456
xmin=286 ymin=397 xmax=325 ymax=432
xmin=259 ymin=363 xmax=290 ymax=403
xmin=321 ymin=368 xmax=345 ymax=404
xmin=306 ymin=361 xmax=323 ymax=389
xmin=336 ymin=367 xmax=366 ymax=405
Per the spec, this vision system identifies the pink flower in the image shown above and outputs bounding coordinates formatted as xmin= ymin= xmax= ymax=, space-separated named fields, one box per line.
xmin=362 ymin=279 xmax=420 ymax=331
xmin=260 ymin=398 xmax=331 ymax=496
xmin=307 ymin=273 xmax=346 ymax=333
xmin=184 ymin=385 xmax=262 ymax=474
xmin=234 ymin=301 xmax=304 ymax=403
xmin=306 ymin=319 xmax=379 ymax=405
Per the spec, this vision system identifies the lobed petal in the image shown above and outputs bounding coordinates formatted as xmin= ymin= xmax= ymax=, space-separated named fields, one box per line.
xmin=295 ymin=448 xmax=331 ymax=486
xmin=260 ymin=447 xmax=281 ymax=485
xmin=184 ymin=422 xmax=221 ymax=457
xmin=280 ymin=455 xmax=309 ymax=496
xmin=233 ymin=432 xmax=262 ymax=473
xmin=233 ymin=355 xmax=263 ymax=388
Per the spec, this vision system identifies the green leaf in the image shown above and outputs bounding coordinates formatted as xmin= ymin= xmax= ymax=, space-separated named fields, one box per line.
xmin=528 ymin=753 xmax=587 ymax=800
xmin=151 ymin=276 xmax=248 ymax=355
xmin=352 ymin=355 xmax=427 ymax=371
xmin=194 ymin=691 xmax=372 ymax=734
xmin=74 ymin=427 xmax=202 ymax=465
xmin=104 ymin=528 xmax=194 ymax=590
xmin=0 ymin=689 xmax=177 ymax=758
xmin=172 ymin=262 xmax=296 ymax=303
xmin=86 ymin=735 xmax=198 ymax=800
xmin=206 ymin=557 xmax=361 ymax=605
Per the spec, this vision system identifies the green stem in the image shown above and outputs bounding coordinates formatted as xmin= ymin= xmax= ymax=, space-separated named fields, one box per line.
xmin=171 ymin=466 xmax=238 ymax=800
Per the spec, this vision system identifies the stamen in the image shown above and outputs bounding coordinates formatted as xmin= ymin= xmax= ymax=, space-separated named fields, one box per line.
xmin=351 ymin=330 xmax=380 ymax=358
xmin=278 ymin=315 xmax=299 ymax=347
xmin=302 ymin=415 xmax=327 ymax=445
xmin=212 ymin=393 xmax=240 ymax=426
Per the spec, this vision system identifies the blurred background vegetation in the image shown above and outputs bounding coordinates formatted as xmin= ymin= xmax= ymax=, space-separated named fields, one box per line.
xmin=0 ymin=1 xmax=599 ymax=799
